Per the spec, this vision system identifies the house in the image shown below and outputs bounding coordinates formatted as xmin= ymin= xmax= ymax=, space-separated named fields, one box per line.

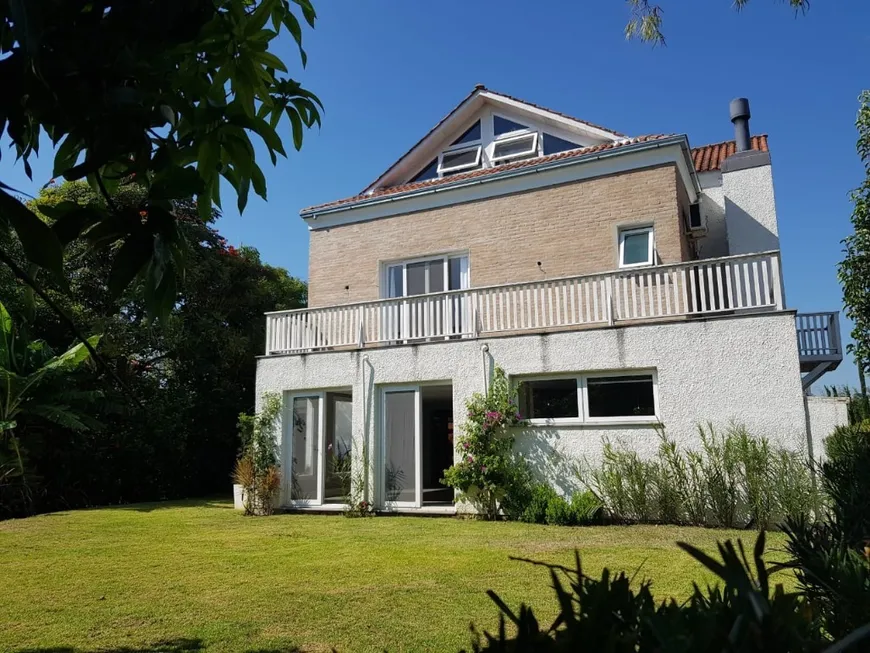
xmin=252 ymin=86 xmax=846 ymax=513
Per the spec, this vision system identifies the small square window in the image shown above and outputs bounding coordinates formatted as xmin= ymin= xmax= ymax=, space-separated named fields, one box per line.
xmin=587 ymin=375 xmax=656 ymax=418
xmin=438 ymin=145 xmax=482 ymax=175
xmin=520 ymin=378 xmax=579 ymax=420
xmin=619 ymin=227 xmax=654 ymax=268
xmin=491 ymin=133 xmax=538 ymax=163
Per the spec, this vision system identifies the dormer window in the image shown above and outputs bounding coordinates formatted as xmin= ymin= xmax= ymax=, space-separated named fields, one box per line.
xmin=438 ymin=145 xmax=483 ymax=175
xmin=491 ymin=132 xmax=538 ymax=164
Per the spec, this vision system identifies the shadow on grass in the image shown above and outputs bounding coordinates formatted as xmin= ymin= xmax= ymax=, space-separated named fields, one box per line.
xmin=113 ymin=496 xmax=232 ymax=513
xmin=17 ymin=638 xmax=301 ymax=652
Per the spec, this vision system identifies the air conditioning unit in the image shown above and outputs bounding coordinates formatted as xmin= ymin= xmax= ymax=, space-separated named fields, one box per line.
xmin=686 ymin=203 xmax=707 ymax=236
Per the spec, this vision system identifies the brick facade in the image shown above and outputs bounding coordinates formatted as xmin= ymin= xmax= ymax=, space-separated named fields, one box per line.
xmin=308 ymin=164 xmax=690 ymax=307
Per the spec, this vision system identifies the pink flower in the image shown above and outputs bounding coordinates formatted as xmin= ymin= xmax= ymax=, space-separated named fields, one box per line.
xmin=462 ymin=442 xmax=469 ymax=450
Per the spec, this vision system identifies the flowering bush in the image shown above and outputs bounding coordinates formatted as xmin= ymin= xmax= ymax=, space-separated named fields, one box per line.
xmin=442 ymin=366 xmax=528 ymax=519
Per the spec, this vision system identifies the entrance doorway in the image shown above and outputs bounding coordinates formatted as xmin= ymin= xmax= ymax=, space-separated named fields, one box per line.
xmin=381 ymin=383 xmax=454 ymax=508
xmin=285 ymin=390 xmax=353 ymax=506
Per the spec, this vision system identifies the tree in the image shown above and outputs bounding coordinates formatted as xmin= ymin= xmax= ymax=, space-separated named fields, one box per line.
xmin=0 ymin=180 xmax=306 ymax=515
xmin=0 ymin=0 xmax=320 ymax=326
xmin=625 ymin=0 xmax=811 ymax=45
xmin=0 ymin=299 xmax=100 ymax=513
xmin=839 ymin=92 xmax=870 ymax=396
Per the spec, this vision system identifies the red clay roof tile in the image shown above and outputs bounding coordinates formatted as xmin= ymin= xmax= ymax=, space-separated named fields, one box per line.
xmin=301 ymin=133 xmax=772 ymax=215
xmin=302 ymin=135 xmax=674 ymax=214
xmin=691 ymin=135 xmax=769 ymax=173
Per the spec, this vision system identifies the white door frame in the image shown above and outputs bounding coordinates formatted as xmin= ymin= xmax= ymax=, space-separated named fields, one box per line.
xmin=284 ymin=391 xmax=326 ymax=507
xmin=380 ymin=385 xmax=422 ymax=509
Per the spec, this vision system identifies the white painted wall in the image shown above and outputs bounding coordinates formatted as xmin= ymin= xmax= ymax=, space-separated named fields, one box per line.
xmin=722 ymin=163 xmax=780 ymax=255
xmin=804 ymin=396 xmax=850 ymax=460
xmin=256 ymin=312 xmax=809 ymax=508
xmin=696 ymin=171 xmax=729 ymax=259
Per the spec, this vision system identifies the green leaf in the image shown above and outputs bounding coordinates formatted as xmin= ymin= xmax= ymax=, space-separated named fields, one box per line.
xmin=286 ymin=107 xmax=304 ymax=151
xmin=53 ymin=135 xmax=83 ymax=178
xmin=251 ymin=162 xmax=267 ymax=201
xmin=0 ymin=189 xmax=65 ymax=281
xmin=252 ymin=50 xmax=288 ymax=74
xmin=50 ymin=206 xmax=105 ymax=246
xmin=43 ymin=335 xmax=102 ymax=372
xmin=150 ymin=166 xmax=205 ymax=201
xmin=159 ymin=105 xmax=176 ymax=128
xmin=107 ymin=236 xmax=154 ymax=298
xmin=0 ymin=300 xmax=12 ymax=370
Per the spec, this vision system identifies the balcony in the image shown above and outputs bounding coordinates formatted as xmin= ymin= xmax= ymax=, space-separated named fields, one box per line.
xmin=264 ymin=251 xmax=840 ymax=384
xmin=796 ymin=312 xmax=843 ymax=390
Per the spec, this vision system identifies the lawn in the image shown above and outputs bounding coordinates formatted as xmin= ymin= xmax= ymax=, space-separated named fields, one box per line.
xmin=0 ymin=500 xmax=791 ymax=653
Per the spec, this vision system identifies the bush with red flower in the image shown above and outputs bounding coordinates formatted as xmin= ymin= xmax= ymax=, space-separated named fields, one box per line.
xmin=442 ymin=366 xmax=528 ymax=520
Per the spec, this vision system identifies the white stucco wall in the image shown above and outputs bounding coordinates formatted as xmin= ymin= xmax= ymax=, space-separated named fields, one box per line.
xmin=722 ymin=163 xmax=780 ymax=255
xmin=256 ymin=311 xmax=808 ymax=508
xmin=696 ymin=171 xmax=729 ymax=259
xmin=804 ymin=396 xmax=850 ymax=460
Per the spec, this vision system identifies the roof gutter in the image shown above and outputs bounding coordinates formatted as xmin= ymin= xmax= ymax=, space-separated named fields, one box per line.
xmin=302 ymin=135 xmax=698 ymax=219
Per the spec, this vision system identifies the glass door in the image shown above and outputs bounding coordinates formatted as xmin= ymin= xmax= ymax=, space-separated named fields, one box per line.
xmin=382 ymin=387 xmax=421 ymax=508
xmin=285 ymin=391 xmax=354 ymax=507
xmin=384 ymin=255 xmax=469 ymax=340
xmin=286 ymin=393 xmax=324 ymax=505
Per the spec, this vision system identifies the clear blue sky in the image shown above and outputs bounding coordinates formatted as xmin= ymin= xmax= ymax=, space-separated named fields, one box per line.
xmin=1 ymin=0 xmax=867 ymax=389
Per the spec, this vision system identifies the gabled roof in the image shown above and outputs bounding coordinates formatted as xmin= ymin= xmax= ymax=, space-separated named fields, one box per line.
xmin=692 ymin=135 xmax=769 ymax=172
xmin=302 ymin=135 xmax=674 ymax=214
xmin=361 ymin=85 xmax=627 ymax=194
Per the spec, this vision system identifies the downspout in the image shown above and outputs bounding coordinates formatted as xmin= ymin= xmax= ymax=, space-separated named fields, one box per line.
xmin=361 ymin=354 xmax=370 ymax=504
xmin=480 ymin=344 xmax=489 ymax=393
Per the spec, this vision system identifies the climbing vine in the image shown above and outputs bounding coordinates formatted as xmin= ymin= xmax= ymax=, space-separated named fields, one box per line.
xmin=442 ymin=366 xmax=527 ymax=520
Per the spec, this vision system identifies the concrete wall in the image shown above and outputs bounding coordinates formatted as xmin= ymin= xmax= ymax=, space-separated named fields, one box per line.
xmin=256 ymin=311 xmax=808 ymax=507
xmin=307 ymin=164 xmax=690 ymax=307
xmin=804 ymin=396 xmax=850 ymax=460
xmin=696 ymin=171 xmax=729 ymax=259
xmin=722 ymin=162 xmax=780 ymax=255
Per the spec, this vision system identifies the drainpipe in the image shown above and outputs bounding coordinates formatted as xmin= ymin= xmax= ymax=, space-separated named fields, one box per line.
xmin=361 ymin=354 xmax=370 ymax=504
xmin=480 ymin=344 xmax=489 ymax=393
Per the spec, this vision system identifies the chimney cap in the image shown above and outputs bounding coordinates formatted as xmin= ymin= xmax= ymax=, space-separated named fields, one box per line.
xmin=729 ymin=97 xmax=751 ymax=123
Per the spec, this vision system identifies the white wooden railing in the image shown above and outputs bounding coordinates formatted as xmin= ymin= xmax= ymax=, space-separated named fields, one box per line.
xmin=796 ymin=312 xmax=841 ymax=361
xmin=265 ymin=251 xmax=784 ymax=355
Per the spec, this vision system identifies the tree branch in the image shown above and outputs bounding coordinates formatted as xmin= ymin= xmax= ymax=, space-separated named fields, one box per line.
xmin=0 ymin=245 xmax=141 ymax=407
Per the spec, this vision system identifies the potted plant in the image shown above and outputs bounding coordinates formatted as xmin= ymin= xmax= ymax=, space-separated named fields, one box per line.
xmin=233 ymin=393 xmax=282 ymax=515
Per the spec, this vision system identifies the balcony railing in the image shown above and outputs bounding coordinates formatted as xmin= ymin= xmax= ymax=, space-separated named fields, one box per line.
xmin=796 ymin=312 xmax=842 ymax=374
xmin=265 ymin=251 xmax=785 ymax=355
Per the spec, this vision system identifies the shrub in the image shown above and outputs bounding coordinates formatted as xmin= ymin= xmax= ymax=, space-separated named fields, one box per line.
xmin=519 ymin=483 xmax=557 ymax=524
xmin=461 ymin=532 xmax=867 ymax=652
xmin=582 ymin=424 xmax=820 ymax=529
xmin=569 ymin=490 xmax=602 ymax=525
xmin=235 ymin=393 xmax=282 ymax=516
xmin=442 ymin=367 xmax=528 ymax=520
xmin=822 ymin=421 xmax=870 ymax=546
xmin=544 ymin=495 xmax=573 ymax=526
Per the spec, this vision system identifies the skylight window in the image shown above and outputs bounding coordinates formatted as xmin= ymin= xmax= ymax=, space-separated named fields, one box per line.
xmin=451 ymin=120 xmax=481 ymax=146
xmin=493 ymin=115 xmax=529 ymax=136
xmin=543 ymin=133 xmax=582 ymax=155
xmin=491 ymin=132 xmax=538 ymax=164
xmin=438 ymin=145 xmax=482 ymax=175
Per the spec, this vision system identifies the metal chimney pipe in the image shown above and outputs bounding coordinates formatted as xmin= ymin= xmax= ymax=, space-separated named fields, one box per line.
xmin=729 ymin=98 xmax=751 ymax=152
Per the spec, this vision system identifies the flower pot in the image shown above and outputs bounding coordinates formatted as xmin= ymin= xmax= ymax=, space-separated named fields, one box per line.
xmin=233 ymin=483 xmax=246 ymax=511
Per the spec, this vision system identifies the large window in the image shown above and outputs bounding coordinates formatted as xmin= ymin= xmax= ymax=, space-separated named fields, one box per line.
xmin=619 ymin=227 xmax=655 ymax=268
xmin=518 ymin=372 xmax=658 ymax=424
xmin=385 ymin=254 xmax=469 ymax=298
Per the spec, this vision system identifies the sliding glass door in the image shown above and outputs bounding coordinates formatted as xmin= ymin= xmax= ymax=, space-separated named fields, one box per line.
xmin=382 ymin=387 xmax=420 ymax=508
xmin=381 ymin=384 xmax=455 ymax=509
xmin=383 ymin=255 xmax=470 ymax=341
xmin=284 ymin=391 xmax=353 ymax=507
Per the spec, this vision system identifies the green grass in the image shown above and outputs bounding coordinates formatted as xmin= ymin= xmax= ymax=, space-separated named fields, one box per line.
xmin=0 ymin=500 xmax=791 ymax=653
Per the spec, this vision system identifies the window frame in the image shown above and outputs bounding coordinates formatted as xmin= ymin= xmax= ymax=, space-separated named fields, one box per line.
xmin=519 ymin=370 xmax=659 ymax=426
xmin=381 ymin=252 xmax=470 ymax=299
xmin=437 ymin=143 xmax=483 ymax=175
xmin=491 ymin=131 xmax=539 ymax=164
xmin=618 ymin=226 xmax=655 ymax=269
